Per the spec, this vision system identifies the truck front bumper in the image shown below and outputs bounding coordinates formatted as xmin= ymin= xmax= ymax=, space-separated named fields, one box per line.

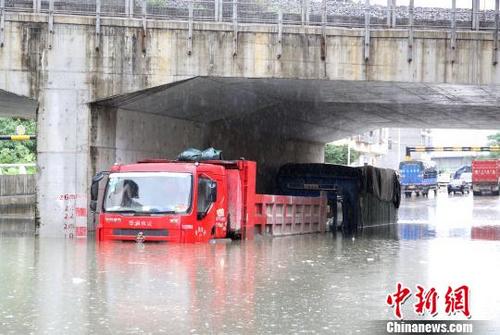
xmin=98 ymin=227 xmax=182 ymax=242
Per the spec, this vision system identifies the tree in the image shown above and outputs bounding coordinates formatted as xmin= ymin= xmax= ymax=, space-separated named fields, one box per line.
xmin=487 ymin=132 xmax=500 ymax=158
xmin=324 ymin=143 xmax=360 ymax=165
xmin=0 ymin=117 xmax=37 ymax=174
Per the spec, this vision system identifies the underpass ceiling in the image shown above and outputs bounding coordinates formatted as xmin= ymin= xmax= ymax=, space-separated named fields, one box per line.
xmin=92 ymin=77 xmax=500 ymax=143
xmin=0 ymin=90 xmax=38 ymax=119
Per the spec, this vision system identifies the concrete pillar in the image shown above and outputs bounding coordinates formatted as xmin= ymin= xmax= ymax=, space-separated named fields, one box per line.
xmin=36 ymin=28 xmax=92 ymax=238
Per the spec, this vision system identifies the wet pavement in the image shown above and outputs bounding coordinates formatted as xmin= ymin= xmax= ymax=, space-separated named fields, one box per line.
xmin=1 ymin=191 xmax=500 ymax=334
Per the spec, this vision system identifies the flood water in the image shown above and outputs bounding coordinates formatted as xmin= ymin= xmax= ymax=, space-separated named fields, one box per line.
xmin=1 ymin=191 xmax=500 ymax=334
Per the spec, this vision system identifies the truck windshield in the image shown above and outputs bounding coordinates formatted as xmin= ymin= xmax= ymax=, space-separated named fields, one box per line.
xmin=103 ymin=172 xmax=192 ymax=214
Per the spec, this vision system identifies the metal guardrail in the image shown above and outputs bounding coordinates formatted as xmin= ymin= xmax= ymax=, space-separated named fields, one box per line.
xmin=405 ymin=146 xmax=500 ymax=160
xmin=1 ymin=0 xmax=499 ymax=31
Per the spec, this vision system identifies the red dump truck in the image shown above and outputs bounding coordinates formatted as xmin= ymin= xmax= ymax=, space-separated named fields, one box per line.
xmin=90 ymin=159 xmax=327 ymax=243
xmin=472 ymin=159 xmax=500 ymax=196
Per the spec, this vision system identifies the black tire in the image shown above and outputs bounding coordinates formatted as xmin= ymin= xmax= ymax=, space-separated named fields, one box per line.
xmin=416 ymin=192 xmax=420 ymax=197
xmin=433 ymin=189 xmax=437 ymax=195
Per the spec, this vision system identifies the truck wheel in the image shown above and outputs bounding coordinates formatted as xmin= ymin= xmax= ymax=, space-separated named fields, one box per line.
xmin=493 ymin=190 xmax=500 ymax=196
xmin=433 ymin=189 xmax=437 ymax=196
xmin=473 ymin=191 xmax=481 ymax=196
xmin=416 ymin=192 xmax=420 ymax=197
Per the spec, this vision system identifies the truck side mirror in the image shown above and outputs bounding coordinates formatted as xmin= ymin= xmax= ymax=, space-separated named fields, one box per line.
xmin=90 ymin=171 xmax=109 ymax=213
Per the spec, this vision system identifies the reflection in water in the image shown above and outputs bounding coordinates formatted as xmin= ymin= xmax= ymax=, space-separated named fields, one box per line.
xmin=0 ymin=193 xmax=499 ymax=334
xmin=471 ymin=225 xmax=500 ymax=241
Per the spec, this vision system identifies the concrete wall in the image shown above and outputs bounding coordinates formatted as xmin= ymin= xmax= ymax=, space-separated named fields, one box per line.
xmin=207 ymin=120 xmax=325 ymax=193
xmin=2 ymin=13 xmax=500 ymax=236
xmin=91 ymin=107 xmax=207 ymax=174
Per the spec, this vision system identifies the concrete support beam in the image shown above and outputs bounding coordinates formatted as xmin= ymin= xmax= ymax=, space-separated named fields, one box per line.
xmin=232 ymin=0 xmax=238 ymax=56
xmin=95 ymin=0 xmax=101 ymax=52
xmin=277 ymin=8 xmax=283 ymax=59
xmin=48 ymin=0 xmax=54 ymax=49
xmin=321 ymin=0 xmax=326 ymax=61
xmin=187 ymin=0 xmax=193 ymax=55
xmin=0 ymin=0 xmax=4 ymax=48
xmin=494 ymin=0 xmax=499 ymax=65
xmin=364 ymin=0 xmax=370 ymax=62
xmin=450 ymin=0 xmax=456 ymax=64
xmin=407 ymin=0 xmax=414 ymax=63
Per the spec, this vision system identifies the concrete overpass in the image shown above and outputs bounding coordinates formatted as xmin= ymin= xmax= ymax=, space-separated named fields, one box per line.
xmin=1 ymin=3 xmax=500 ymax=237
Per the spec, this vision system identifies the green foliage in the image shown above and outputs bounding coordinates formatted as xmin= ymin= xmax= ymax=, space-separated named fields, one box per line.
xmin=324 ymin=144 xmax=360 ymax=165
xmin=488 ymin=131 xmax=500 ymax=158
xmin=147 ymin=0 xmax=168 ymax=7
xmin=0 ymin=117 xmax=37 ymax=167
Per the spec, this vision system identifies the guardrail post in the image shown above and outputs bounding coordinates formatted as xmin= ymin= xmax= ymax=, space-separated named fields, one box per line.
xmin=187 ymin=0 xmax=193 ymax=55
xmin=0 ymin=0 xmax=4 ymax=48
xmin=494 ymin=0 xmax=499 ymax=65
xmin=125 ymin=0 xmax=134 ymax=17
xmin=320 ymin=0 xmax=326 ymax=61
xmin=451 ymin=0 xmax=456 ymax=64
xmin=392 ymin=0 xmax=396 ymax=27
xmin=48 ymin=0 xmax=54 ymax=49
xmin=364 ymin=0 xmax=370 ymax=62
xmin=386 ymin=0 xmax=392 ymax=28
xmin=302 ymin=0 xmax=309 ymax=26
xmin=95 ymin=0 xmax=101 ymax=52
xmin=386 ymin=0 xmax=390 ymax=27
xmin=277 ymin=7 xmax=282 ymax=59
xmin=390 ymin=0 xmax=396 ymax=28
xmin=472 ymin=0 xmax=479 ymax=31
xmin=232 ymin=0 xmax=238 ymax=56
xmin=214 ymin=0 xmax=219 ymax=21
xmin=33 ymin=0 xmax=41 ymax=13
xmin=407 ymin=0 xmax=414 ymax=63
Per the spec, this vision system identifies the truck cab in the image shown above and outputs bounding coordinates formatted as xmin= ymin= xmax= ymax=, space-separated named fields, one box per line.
xmin=91 ymin=160 xmax=256 ymax=243
xmin=472 ymin=159 xmax=500 ymax=196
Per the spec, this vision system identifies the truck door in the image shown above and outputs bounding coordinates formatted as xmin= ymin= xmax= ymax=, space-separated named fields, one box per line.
xmin=196 ymin=175 xmax=225 ymax=241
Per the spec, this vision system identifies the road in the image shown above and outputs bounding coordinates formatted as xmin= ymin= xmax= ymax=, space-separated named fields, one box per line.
xmin=0 ymin=191 xmax=499 ymax=334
